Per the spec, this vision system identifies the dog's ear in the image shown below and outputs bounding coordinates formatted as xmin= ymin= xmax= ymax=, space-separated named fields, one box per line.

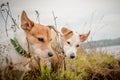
xmin=61 ymin=27 xmax=73 ymax=39
xmin=47 ymin=25 xmax=59 ymax=32
xmin=61 ymin=27 xmax=71 ymax=34
xmin=21 ymin=11 xmax=34 ymax=32
xmin=79 ymin=31 xmax=90 ymax=42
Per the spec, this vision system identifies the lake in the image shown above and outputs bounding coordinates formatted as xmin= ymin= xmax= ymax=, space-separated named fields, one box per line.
xmin=86 ymin=45 xmax=120 ymax=58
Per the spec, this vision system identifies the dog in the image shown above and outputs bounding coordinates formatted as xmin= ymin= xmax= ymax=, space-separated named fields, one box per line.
xmin=61 ymin=27 xmax=90 ymax=59
xmin=50 ymin=26 xmax=90 ymax=71
xmin=0 ymin=11 xmax=54 ymax=80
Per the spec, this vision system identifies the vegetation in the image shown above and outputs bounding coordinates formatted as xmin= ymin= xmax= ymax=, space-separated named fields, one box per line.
xmin=23 ymin=48 xmax=120 ymax=80
xmin=1 ymin=42 xmax=119 ymax=80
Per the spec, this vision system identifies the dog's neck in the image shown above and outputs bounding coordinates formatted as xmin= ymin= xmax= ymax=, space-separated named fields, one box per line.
xmin=15 ymin=29 xmax=41 ymax=57
xmin=15 ymin=29 xmax=29 ymax=52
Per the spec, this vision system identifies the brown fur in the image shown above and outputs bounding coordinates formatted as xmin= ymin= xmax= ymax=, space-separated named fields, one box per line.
xmin=49 ymin=28 xmax=65 ymax=71
xmin=50 ymin=27 xmax=74 ymax=71
xmin=79 ymin=31 xmax=90 ymax=42
xmin=51 ymin=48 xmax=65 ymax=71
xmin=21 ymin=11 xmax=52 ymax=54
xmin=61 ymin=27 xmax=73 ymax=43
xmin=0 ymin=11 xmax=54 ymax=80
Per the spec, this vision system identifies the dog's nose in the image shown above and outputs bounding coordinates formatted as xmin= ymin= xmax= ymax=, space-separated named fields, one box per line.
xmin=48 ymin=52 xmax=53 ymax=57
xmin=70 ymin=53 xmax=75 ymax=59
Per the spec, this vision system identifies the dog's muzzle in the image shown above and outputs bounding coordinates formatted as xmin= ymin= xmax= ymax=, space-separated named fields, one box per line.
xmin=48 ymin=52 xmax=53 ymax=57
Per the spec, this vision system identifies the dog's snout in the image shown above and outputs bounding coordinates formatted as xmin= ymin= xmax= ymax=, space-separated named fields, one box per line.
xmin=70 ymin=53 xmax=75 ymax=59
xmin=48 ymin=52 xmax=53 ymax=57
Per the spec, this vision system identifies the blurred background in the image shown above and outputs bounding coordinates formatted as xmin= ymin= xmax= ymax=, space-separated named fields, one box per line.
xmin=0 ymin=0 xmax=120 ymax=41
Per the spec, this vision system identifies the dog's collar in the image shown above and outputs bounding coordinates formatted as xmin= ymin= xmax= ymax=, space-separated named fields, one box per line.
xmin=10 ymin=38 xmax=31 ymax=58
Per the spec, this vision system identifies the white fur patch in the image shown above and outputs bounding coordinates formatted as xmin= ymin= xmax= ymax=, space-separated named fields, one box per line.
xmin=31 ymin=45 xmax=53 ymax=58
xmin=63 ymin=32 xmax=81 ymax=59
xmin=15 ymin=29 xmax=28 ymax=52
xmin=0 ymin=39 xmax=30 ymax=70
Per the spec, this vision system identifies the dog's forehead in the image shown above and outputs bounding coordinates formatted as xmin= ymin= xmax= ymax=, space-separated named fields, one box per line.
xmin=30 ymin=24 xmax=51 ymax=40
xmin=69 ymin=32 xmax=80 ymax=44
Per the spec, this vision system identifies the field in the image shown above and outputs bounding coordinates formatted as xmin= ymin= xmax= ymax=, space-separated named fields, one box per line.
xmin=1 ymin=47 xmax=118 ymax=80
xmin=22 ymin=47 xmax=120 ymax=80
xmin=0 ymin=41 xmax=120 ymax=80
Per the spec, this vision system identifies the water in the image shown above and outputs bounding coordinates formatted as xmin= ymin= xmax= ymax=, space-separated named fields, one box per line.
xmin=87 ymin=45 xmax=120 ymax=58
xmin=98 ymin=45 xmax=120 ymax=58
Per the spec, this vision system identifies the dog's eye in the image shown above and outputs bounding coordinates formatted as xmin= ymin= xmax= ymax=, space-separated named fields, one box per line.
xmin=50 ymin=38 xmax=52 ymax=41
xmin=76 ymin=44 xmax=79 ymax=47
xmin=38 ymin=38 xmax=44 ymax=42
xmin=67 ymin=41 xmax=71 ymax=45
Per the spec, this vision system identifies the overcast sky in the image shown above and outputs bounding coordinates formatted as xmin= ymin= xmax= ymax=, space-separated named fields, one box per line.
xmin=0 ymin=0 xmax=120 ymax=41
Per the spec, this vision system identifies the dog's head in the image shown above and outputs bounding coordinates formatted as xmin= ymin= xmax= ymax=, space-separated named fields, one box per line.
xmin=61 ymin=27 xmax=90 ymax=59
xmin=21 ymin=11 xmax=53 ymax=58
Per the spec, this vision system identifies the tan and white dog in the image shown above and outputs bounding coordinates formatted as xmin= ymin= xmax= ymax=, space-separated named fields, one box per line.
xmin=0 ymin=11 xmax=54 ymax=80
xmin=61 ymin=27 xmax=90 ymax=59
xmin=50 ymin=26 xmax=90 ymax=71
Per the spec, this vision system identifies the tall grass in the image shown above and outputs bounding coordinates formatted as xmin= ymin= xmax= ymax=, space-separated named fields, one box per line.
xmin=0 ymin=38 xmax=119 ymax=80
xmin=22 ymin=47 xmax=120 ymax=80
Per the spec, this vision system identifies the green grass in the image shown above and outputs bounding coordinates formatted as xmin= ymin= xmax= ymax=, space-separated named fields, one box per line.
xmin=23 ymin=48 xmax=120 ymax=80
xmin=0 ymin=45 xmax=120 ymax=80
